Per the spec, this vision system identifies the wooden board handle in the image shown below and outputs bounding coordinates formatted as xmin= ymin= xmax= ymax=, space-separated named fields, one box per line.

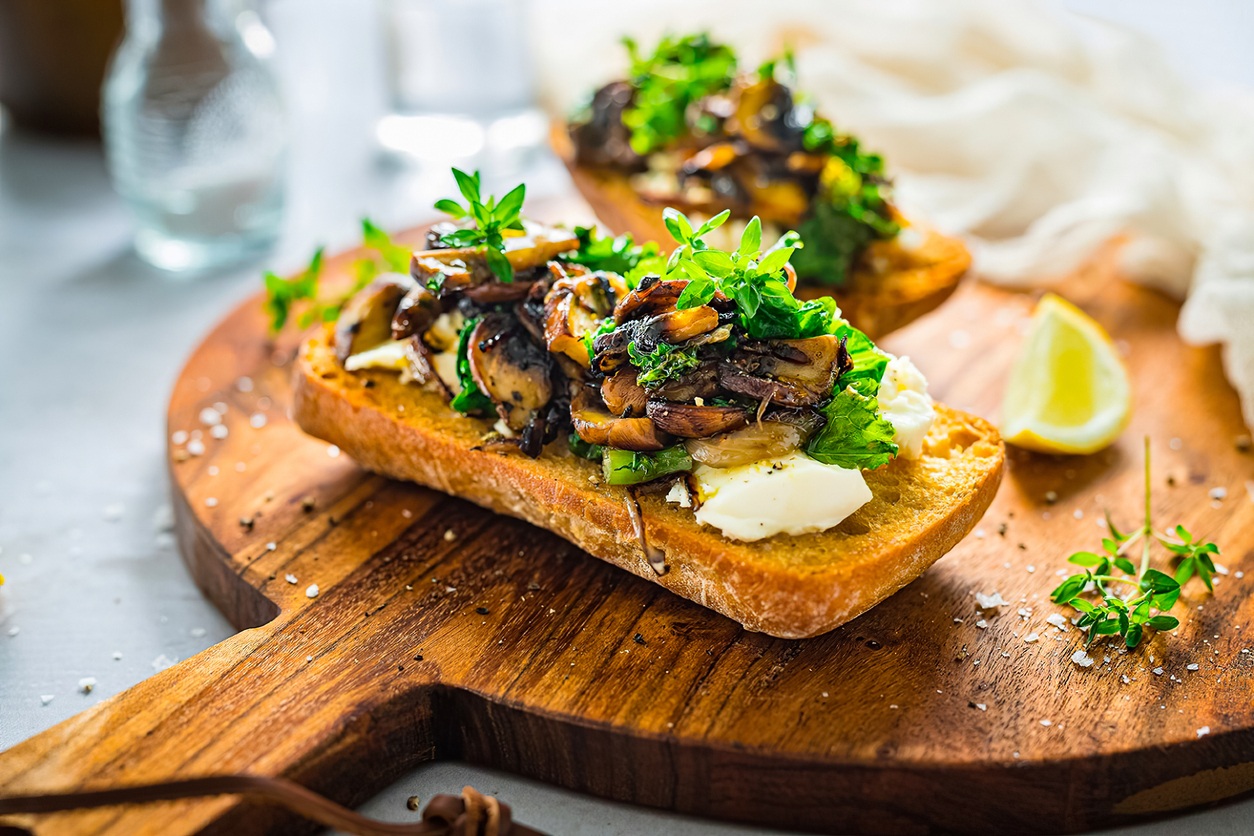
xmin=0 ymin=623 xmax=441 ymax=835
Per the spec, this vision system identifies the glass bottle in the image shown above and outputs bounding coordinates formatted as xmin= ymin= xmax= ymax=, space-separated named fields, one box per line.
xmin=102 ymin=0 xmax=286 ymax=273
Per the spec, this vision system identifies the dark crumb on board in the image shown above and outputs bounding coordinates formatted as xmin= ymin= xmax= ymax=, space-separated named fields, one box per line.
xmin=301 ymin=496 xmax=316 ymax=513
xmin=1166 ymin=474 xmax=1177 ymax=487
xmin=476 ymin=607 xmax=490 ymax=615
xmin=364 ymin=379 xmax=376 ymax=389
xmin=1018 ymin=543 xmax=1028 ymax=551
xmin=526 ymin=581 xmax=541 ymax=592
xmin=328 ymin=516 xmax=338 ymax=526
xmin=406 ymin=796 xmax=421 ymax=811
xmin=997 ymin=522 xmax=1008 ymax=537
xmin=239 ymin=516 xmax=255 ymax=531
xmin=633 ymin=633 xmax=647 ymax=645
xmin=414 ymin=654 xmax=424 ymax=662
xmin=1236 ymin=434 xmax=1252 ymax=453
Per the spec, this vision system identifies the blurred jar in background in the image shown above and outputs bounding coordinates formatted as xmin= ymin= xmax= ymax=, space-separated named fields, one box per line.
xmin=376 ymin=0 xmax=546 ymax=172
xmin=102 ymin=0 xmax=287 ymax=273
xmin=0 ymin=0 xmax=124 ymax=136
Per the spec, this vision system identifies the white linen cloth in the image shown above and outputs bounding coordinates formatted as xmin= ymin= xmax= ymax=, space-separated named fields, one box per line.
xmin=529 ymin=0 xmax=1254 ymax=429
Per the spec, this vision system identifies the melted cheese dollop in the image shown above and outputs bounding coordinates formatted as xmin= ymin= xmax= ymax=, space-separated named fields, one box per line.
xmin=879 ymin=355 xmax=935 ymax=459
xmin=686 ymin=452 xmax=872 ymax=542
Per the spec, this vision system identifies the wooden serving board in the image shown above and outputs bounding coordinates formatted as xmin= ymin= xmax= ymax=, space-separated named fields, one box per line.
xmin=2 ymin=220 xmax=1253 ymax=836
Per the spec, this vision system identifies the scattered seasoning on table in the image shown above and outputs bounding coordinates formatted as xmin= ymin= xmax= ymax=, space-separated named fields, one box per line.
xmin=633 ymin=633 xmax=646 ymax=645
xmin=475 ymin=607 xmax=489 ymax=615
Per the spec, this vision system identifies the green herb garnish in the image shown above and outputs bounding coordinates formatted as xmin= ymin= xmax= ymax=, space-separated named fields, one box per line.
xmin=1050 ymin=438 xmax=1219 ymax=650
xmin=791 ymin=137 xmax=899 ymax=287
xmin=621 ymin=33 xmax=738 ymax=155
xmin=563 ymin=226 xmax=660 ymax=277
xmin=568 ymin=432 xmax=605 ymax=461
xmin=805 ymin=378 xmax=898 ymax=470
xmin=628 ymin=340 xmax=702 ymax=387
xmin=449 ymin=317 xmax=495 ymax=416
xmin=263 ymin=247 xmax=324 ymax=332
xmin=263 ymin=218 xmax=419 ymax=332
xmin=660 ymin=208 xmax=839 ymax=340
xmin=603 ymin=446 xmax=693 ymax=486
xmin=433 ymin=168 xmax=525 ymax=283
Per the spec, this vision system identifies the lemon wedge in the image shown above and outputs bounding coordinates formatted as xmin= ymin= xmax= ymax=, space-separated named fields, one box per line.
xmin=1001 ymin=293 xmax=1131 ymax=455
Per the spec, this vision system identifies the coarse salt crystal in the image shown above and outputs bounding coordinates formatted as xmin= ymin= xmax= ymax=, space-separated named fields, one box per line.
xmin=285 ymin=574 xmax=297 ymax=584
xmin=327 ymin=445 xmax=341 ymax=458
xmin=444 ymin=529 xmax=457 ymax=542
xmin=975 ymin=591 xmax=1006 ymax=610
xmin=211 ymin=425 xmax=228 ymax=439
xmin=1209 ymin=487 xmax=1228 ymax=501
xmin=1152 ymin=667 xmax=1164 ymax=676
xmin=1186 ymin=663 xmax=1199 ymax=671
xmin=152 ymin=654 xmax=176 ymax=671
xmin=976 ymin=620 xmax=988 ymax=629
xmin=1197 ymin=726 xmax=1211 ymax=738
xmin=187 ymin=439 xmax=206 ymax=456
xmin=1024 ymin=632 xmax=1040 ymax=643
xmin=1071 ymin=651 xmax=1094 ymax=668
xmin=306 ymin=584 xmax=319 ymax=598
xmin=1046 ymin=613 xmax=1070 ymax=630
xmin=236 ymin=376 xmax=254 ymax=393
xmin=1040 ymin=719 xmax=1052 ymax=727
xmin=171 ymin=430 xmax=189 ymax=445
xmin=205 ymin=497 xmax=218 ymax=508
xmin=250 ymin=413 xmax=268 ymax=429
xmin=113 ymin=651 xmax=123 ymax=661
xmin=199 ymin=408 xmax=222 ymax=426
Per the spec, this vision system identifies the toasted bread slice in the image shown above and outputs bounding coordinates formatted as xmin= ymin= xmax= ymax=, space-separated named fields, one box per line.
xmin=293 ymin=327 xmax=1004 ymax=639
xmin=551 ymin=123 xmax=971 ymax=340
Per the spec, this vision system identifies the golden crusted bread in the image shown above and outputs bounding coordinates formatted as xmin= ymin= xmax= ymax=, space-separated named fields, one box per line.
xmin=551 ymin=123 xmax=971 ymax=340
xmin=292 ymin=327 xmax=1004 ymax=639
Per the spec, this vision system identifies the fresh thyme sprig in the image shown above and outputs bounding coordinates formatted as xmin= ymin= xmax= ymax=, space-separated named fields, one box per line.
xmin=433 ymin=168 xmax=525 ymax=283
xmin=1050 ymin=438 xmax=1220 ymax=649
xmin=263 ymin=219 xmax=412 ymax=333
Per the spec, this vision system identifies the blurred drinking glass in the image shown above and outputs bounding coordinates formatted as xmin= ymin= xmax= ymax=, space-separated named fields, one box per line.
xmin=102 ymin=0 xmax=287 ymax=273
xmin=376 ymin=0 xmax=545 ymax=171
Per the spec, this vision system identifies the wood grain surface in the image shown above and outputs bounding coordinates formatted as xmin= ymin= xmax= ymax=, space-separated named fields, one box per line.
xmin=1 ymin=220 xmax=1252 ymax=836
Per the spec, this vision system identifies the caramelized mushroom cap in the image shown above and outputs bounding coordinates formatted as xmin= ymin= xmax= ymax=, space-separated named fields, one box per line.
xmin=334 ymin=274 xmax=416 ymax=362
xmin=645 ymin=401 xmax=748 ymax=439
xmin=718 ymin=335 xmax=842 ymax=408
xmin=570 ymin=386 xmax=669 ymax=451
xmin=684 ymin=418 xmax=806 ymax=468
xmin=727 ymin=76 xmax=804 ymax=154
xmin=614 ymin=276 xmax=686 ymax=323
xmin=467 ymin=315 xmax=554 ymax=432
xmin=411 ymin=225 xmax=579 ymax=293
xmin=544 ymin=270 xmax=625 ymax=370
xmin=391 ymin=284 xmax=441 ymax=340
xmin=601 ymin=369 xmax=648 ymax=418
xmin=402 ymin=335 xmax=453 ymax=399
